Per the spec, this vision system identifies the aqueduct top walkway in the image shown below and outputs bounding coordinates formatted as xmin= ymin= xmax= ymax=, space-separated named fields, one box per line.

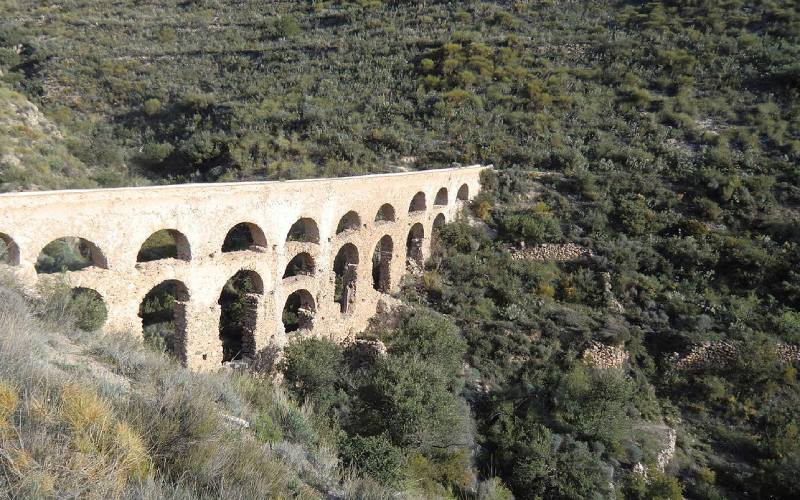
xmin=0 ymin=165 xmax=486 ymax=370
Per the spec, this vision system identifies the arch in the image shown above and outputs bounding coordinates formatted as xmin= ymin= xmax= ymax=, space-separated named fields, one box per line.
xmin=283 ymin=252 xmax=315 ymax=279
xmin=283 ymin=289 xmax=315 ymax=333
xmin=287 ymin=218 xmax=320 ymax=244
xmin=137 ymin=229 xmax=191 ymax=262
xmin=69 ymin=287 xmax=107 ymax=332
xmin=375 ymin=203 xmax=396 ymax=223
xmin=336 ymin=211 xmax=361 ymax=234
xmin=432 ymin=213 xmax=446 ymax=252
xmin=434 ymin=187 xmax=449 ymax=206
xmin=372 ymin=235 xmax=393 ymax=293
xmin=35 ymin=237 xmax=107 ymax=274
xmin=406 ymin=223 xmax=425 ymax=269
xmin=0 ymin=233 xmax=19 ymax=265
xmin=333 ymin=243 xmax=359 ymax=314
xmin=139 ymin=280 xmax=190 ymax=361
xmin=218 ymin=270 xmax=263 ymax=363
xmin=222 ymin=222 xmax=267 ymax=252
xmin=457 ymin=184 xmax=469 ymax=201
xmin=409 ymin=191 xmax=427 ymax=213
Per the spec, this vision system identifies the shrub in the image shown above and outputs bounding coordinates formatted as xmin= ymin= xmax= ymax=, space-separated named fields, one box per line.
xmin=142 ymin=98 xmax=161 ymax=116
xmin=253 ymin=412 xmax=283 ymax=444
xmin=386 ymin=309 xmax=466 ymax=385
xmin=281 ymin=338 xmax=344 ymax=414
xmin=68 ymin=288 xmax=108 ymax=332
xmin=341 ymin=434 xmax=406 ymax=486
xmin=496 ymin=209 xmax=562 ymax=245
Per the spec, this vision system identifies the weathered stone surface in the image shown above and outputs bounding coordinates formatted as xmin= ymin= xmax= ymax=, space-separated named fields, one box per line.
xmin=582 ymin=341 xmax=628 ymax=370
xmin=509 ymin=242 xmax=593 ymax=262
xmin=0 ymin=165 xmax=487 ymax=370
xmin=674 ymin=340 xmax=800 ymax=371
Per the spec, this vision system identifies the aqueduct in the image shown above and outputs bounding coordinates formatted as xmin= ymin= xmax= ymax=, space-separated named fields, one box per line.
xmin=0 ymin=165 xmax=486 ymax=370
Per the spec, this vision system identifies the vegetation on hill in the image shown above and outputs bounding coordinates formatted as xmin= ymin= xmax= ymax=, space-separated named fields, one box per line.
xmin=0 ymin=276 xmax=392 ymax=498
xmin=1 ymin=0 xmax=799 ymax=498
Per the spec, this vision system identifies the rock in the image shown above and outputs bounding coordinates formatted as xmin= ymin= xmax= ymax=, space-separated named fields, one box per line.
xmin=675 ymin=340 xmax=800 ymax=371
xmin=222 ymin=414 xmax=250 ymax=430
xmin=582 ymin=341 xmax=628 ymax=370
xmin=510 ymin=243 xmax=593 ymax=262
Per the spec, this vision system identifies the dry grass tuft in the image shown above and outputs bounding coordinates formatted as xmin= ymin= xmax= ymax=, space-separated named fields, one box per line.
xmin=0 ymin=380 xmax=18 ymax=426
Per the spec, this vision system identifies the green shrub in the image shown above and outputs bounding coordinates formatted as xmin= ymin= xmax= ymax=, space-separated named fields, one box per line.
xmin=142 ymin=98 xmax=161 ymax=116
xmin=253 ymin=412 xmax=283 ymax=444
xmin=341 ymin=434 xmax=406 ymax=486
xmin=68 ymin=288 xmax=108 ymax=332
xmin=495 ymin=209 xmax=562 ymax=245
xmin=281 ymin=337 xmax=344 ymax=414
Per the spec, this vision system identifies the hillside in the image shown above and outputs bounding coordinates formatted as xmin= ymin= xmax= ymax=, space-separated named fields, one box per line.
xmin=1 ymin=0 xmax=799 ymax=498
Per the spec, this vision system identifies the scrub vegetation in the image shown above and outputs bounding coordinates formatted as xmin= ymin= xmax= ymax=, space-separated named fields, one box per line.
xmin=1 ymin=0 xmax=799 ymax=498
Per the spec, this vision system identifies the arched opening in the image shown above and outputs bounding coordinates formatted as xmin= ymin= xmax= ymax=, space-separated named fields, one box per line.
xmin=222 ymin=222 xmax=267 ymax=252
xmin=35 ymin=237 xmax=107 ymax=274
xmin=283 ymin=252 xmax=315 ymax=279
xmin=333 ymin=244 xmax=359 ymax=314
xmin=0 ymin=233 xmax=19 ymax=265
xmin=409 ymin=192 xmax=426 ymax=213
xmin=375 ymin=203 xmax=396 ymax=223
xmin=406 ymin=223 xmax=425 ymax=270
xmin=432 ymin=214 xmax=446 ymax=252
xmin=139 ymin=280 xmax=190 ymax=360
xmin=287 ymin=218 xmax=320 ymax=244
xmin=137 ymin=229 xmax=191 ymax=262
xmin=372 ymin=235 xmax=393 ymax=293
xmin=283 ymin=289 xmax=315 ymax=333
xmin=69 ymin=288 xmax=107 ymax=332
xmin=434 ymin=188 xmax=448 ymax=206
xmin=218 ymin=270 xmax=264 ymax=363
xmin=457 ymin=184 xmax=469 ymax=201
xmin=336 ymin=211 xmax=361 ymax=234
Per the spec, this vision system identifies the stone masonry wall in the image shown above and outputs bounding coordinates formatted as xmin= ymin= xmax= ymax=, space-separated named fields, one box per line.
xmin=0 ymin=165 xmax=487 ymax=370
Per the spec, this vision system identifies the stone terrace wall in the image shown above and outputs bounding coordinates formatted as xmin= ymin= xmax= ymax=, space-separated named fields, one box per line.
xmin=0 ymin=165 xmax=487 ymax=370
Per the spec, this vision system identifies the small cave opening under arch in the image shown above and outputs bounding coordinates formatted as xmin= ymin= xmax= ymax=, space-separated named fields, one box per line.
xmin=336 ymin=211 xmax=361 ymax=234
xmin=333 ymin=243 xmax=359 ymax=314
xmin=408 ymin=192 xmax=426 ymax=213
xmin=218 ymin=270 xmax=263 ymax=363
xmin=222 ymin=222 xmax=267 ymax=252
xmin=375 ymin=203 xmax=396 ymax=223
xmin=283 ymin=289 xmax=315 ymax=333
xmin=69 ymin=287 xmax=108 ymax=332
xmin=137 ymin=229 xmax=191 ymax=262
xmin=457 ymin=184 xmax=469 ymax=201
xmin=0 ymin=233 xmax=20 ymax=265
xmin=406 ymin=223 xmax=425 ymax=270
xmin=287 ymin=218 xmax=320 ymax=244
xmin=35 ymin=237 xmax=107 ymax=274
xmin=283 ymin=252 xmax=315 ymax=279
xmin=372 ymin=235 xmax=393 ymax=293
xmin=434 ymin=188 xmax=448 ymax=206
xmin=139 ymin=280 xmax=190 ymax=361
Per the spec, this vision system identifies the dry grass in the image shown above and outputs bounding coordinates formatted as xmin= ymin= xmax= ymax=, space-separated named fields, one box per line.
xmin=0 ymin=275 xmax=391 ymax=499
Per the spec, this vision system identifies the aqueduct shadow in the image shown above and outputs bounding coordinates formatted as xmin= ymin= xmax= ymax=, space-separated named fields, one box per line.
xmin=283 ymin=289 xmax=315 ymax=333
xmin=222 ymin=222 xmax=267 ymax=252
xmin=372 ymin=235 xmax=393 ymax=293
xmin=218 ymin=270 xmax=264 ymax=363
xmin=333 ymin=243 xmax=359 ymax=314
xmin=35 ymin=237 xmax=107 ymax=274
xmin=139 ymin=280 xmax=190 ymax=361
xmin=137 ymin=229 xmax=191 ymax=262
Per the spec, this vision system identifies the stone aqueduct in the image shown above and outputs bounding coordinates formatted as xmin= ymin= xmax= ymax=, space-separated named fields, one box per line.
xmin=0 ymin=166 xmax=486 ymax=370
